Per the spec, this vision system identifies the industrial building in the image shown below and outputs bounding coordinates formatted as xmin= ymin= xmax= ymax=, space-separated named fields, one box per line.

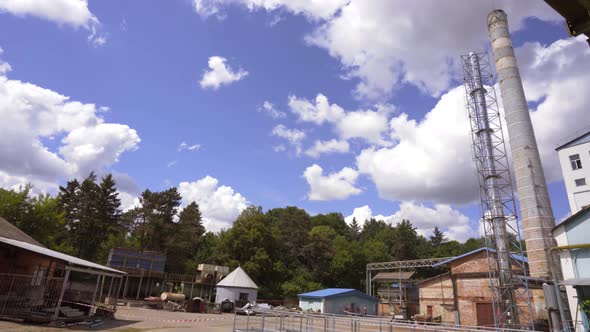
xmin=556 ymin=130 xmax=590 ymax=214
xmin=553 ymin=130 xmax=590 ymax=331
xmin=415 ymin=248 xmax=540 ymax=327
xmin=298 ymin=288 xmax=378 ymax=315
xmin=215 ymin=266 xmax=258 ymax=306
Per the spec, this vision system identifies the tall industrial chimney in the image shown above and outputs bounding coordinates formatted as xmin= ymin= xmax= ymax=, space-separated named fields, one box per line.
xmin=487 ymin=10 xmax=556 ymax=278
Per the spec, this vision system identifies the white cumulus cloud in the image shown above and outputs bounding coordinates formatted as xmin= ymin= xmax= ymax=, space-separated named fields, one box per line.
xmin=0 ymin=49 xmax=140 ymax=192
xmin=305 ymin=1 xmax=559 ymax=100
xmin=305 ymin=139 xmax=349 ymax=158
xmin=0 ymin=0 xmax=106 ymax=46
xmin=259 ymin=101 xmax=286 ymax=119
xmin=190 ymin=1 xmax=559 ymax=100
xmin=289 ymin=93 xmax=390 ymax=145
xmin=345 ymin=202 xmax=476 ymax=241
xmin=303 ymin=164 xmax=361 ymax=200
xmin=356 ymin=86 xmax=475 ymax=204
xmin=516 ymin=37 xmax=590 ymax=182
xmin=192 ymin=0 xmax=349 ymax=20
xmin=288 ymin=93 xmax=344 ymax=125
xmin=178 ymin=141 xmax=201 ymax=152
xmin=272 ymin=124 xmax=306 ymax=155
xmin=178 ymin=176 xmax=249 ymax=232
xmin=199 ymin=56 xmax=248 ymax=90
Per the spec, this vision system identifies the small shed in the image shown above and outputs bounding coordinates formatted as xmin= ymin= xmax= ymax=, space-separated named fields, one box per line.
xmin=298 ymin=288 xmax=378 ymax=315
xmin=214 ymin=266 xmax=258 ymax=305
xmin=0 ymin=217 xmax=126 ymax=322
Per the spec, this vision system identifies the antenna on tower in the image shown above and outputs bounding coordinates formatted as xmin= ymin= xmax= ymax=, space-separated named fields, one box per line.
xmin=461 ymin=52 xmax=534 ymax=329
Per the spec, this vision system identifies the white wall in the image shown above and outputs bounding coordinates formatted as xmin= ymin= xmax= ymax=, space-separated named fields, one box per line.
xmin=554 ymin=226 xmax=582 ymax=331
xmin=558 ymin=142 xmax=590 ymax=214
xmin=215 ymin=287 xmax=257 ymax=303
xmin=299 ymin=298 xmax=323 ymax=312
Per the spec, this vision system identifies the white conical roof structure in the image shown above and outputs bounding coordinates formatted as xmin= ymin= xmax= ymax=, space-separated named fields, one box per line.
xmin=217 ymin=266 xmax=258 ymax=289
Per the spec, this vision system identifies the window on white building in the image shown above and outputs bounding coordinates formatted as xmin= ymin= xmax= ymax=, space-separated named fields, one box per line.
xmin=575 ymin=178 xmax=586 ymax=187
xmin=570 ymin=154 xmax=583 ymax=170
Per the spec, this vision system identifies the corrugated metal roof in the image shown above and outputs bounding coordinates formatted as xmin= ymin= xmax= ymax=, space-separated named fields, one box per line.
xmin=216 ymin=266 xmax=258 ymax=289
xmin=432 ymin=247 xmax=527 ymax=267
xmin=0 ymin=236 xmax=125 ymax=275
xmin=298 ymin=288 xmax=377 ymax=302
xmin=0 ymin=217 xmax=44 ymax=247
xmin=372 ymin=271 xmax=415 ymax=282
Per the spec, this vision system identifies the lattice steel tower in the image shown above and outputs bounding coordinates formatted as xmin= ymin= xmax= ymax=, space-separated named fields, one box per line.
xmin=461 ymin=52 xmax=533 ymax=329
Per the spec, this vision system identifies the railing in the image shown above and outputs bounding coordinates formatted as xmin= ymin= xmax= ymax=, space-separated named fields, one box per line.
xmin=0 ymin=273 xmax=64 ymax=320
xmin=233 ymin=310 xmax=540 ymax=332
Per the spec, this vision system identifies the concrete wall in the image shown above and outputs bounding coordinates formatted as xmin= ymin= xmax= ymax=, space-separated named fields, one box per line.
xmin=299 ymin=298 xmax=323 ymax=312
xmin=558 ymin=141 xmax=590 ymax=214
xmin=215 ymin=287 xmax=257 ymax=303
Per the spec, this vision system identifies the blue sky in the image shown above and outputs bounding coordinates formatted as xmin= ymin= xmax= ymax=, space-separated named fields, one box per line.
xmin=0 ymin=0 xmax=588 ymax=237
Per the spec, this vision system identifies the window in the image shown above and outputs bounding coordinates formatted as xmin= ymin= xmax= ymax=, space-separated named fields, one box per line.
xmin=570 ymin=154 xmax=583 ymax=170
xmin=31 ymin=266 xmax=47 ymax=286
xmin=575 ymin=178 xmax=586 ymax=187
xmin=239 ymin=292 xmax=249 ymax=302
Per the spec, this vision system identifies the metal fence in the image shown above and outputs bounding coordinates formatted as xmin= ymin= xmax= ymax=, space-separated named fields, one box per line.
xmin=0 ymin=273 xmax=64 ymax=320
xmin=233 ymin=310 xmax=540 ymax=332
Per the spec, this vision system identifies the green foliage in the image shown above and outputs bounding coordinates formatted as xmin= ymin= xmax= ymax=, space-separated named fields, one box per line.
xmin=0 ymin=174 xmax=490 ymax=301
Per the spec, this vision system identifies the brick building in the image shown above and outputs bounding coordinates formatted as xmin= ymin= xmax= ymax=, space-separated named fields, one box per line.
xmin=416 ymin=248 xmax=543 ymax=327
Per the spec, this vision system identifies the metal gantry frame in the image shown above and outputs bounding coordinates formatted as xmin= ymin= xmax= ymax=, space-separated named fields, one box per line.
xmin=365 ymin=257 xmax=452 ymax=296
xmin=461 ymin=52 xmax=534 ymax=329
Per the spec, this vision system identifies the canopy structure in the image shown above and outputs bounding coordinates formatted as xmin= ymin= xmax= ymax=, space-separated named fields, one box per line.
xmin=216 ymin=266 xmax=258 ymax=289
xmin=372 ymin=271 xmax=415 ymax=283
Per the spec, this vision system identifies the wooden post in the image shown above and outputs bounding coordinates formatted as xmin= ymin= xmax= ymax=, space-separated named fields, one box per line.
xmin=122 ymin=275 xmax=129 ymax=299
xmin=89 ymin=274 xmax=100 ymax=317
xmin=136 ymin=275 xmax=143 ymax=300
xmin=53 ymin=269 xmax=71 ymax=320
xmin=114 ymin=276 xmax=123 ymax=311
xmin=98 ymin=274 xmax=105 ymax=305
xmin=107 ymin=276 xmax=114 ymax=302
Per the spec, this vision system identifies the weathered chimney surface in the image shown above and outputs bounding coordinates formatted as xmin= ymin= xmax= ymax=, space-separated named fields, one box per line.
xmin=487 ymin=9 xmax=556 ymax=278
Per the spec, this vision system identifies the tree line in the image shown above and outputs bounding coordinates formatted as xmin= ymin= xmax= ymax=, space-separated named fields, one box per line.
xmin=0 ymin=173 xmax=486 ymax=299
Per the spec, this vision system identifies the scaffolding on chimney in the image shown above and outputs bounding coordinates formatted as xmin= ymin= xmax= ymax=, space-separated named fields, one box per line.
xmin=461 ymin=52 xmax=534 ymax=329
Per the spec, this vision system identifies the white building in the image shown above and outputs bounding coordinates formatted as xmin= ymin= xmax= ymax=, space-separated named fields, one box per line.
xmin=554 ymin=130 xmax=590 ymax=331
xmin=556 ymin=131 xmax=590 ymax=214
xmin=214 ymin=266 xmax=258 ymax=305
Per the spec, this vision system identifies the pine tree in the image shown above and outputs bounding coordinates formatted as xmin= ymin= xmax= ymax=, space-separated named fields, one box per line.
xmin=429 ymin=226 xmax=447 ymax=246
xmin=349 ymin=217 xmax=361 ymax=240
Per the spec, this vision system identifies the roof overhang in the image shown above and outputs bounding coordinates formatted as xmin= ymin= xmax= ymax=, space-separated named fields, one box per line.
xmin=561 ymin=278 xmax=590 ymax=286
xmin=544 ymin=0 xmax=590 ymax=45
xmin=0 ymin=236 xmax=126 ymax=276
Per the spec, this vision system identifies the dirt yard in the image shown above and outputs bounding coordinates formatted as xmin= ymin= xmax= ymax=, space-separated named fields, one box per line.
xmin=0 ymin=307 xmax=236 ymax=332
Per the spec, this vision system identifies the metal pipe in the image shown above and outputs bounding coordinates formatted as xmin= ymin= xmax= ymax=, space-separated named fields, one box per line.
xmin=548 ymin=242 xmax=590 ymax=332
xmin=488 ymin=9 xmax=556 ymax=279
xmin=467 ymin=51 xmax=519 ymax=327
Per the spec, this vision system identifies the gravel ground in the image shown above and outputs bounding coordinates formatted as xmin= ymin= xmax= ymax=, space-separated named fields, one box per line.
xmin=0 ymin=307 xmax=236 ymax=332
